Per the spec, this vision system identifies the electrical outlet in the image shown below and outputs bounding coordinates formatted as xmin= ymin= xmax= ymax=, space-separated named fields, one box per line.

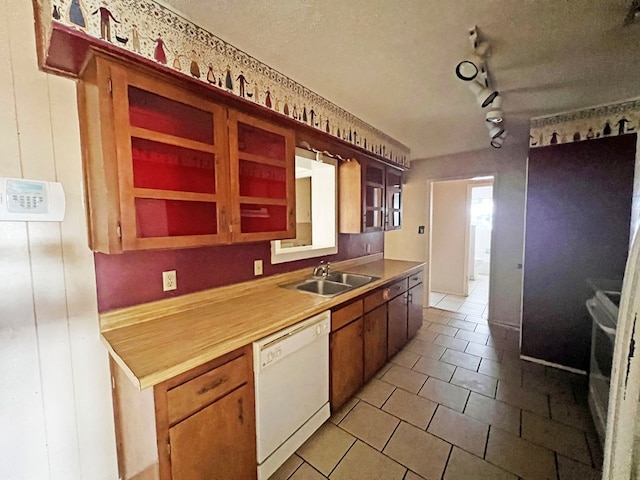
xmin=254 ymin=260 xmax=263 ymax=276
xmin=162 ymin=270 xmax=177 ymax=291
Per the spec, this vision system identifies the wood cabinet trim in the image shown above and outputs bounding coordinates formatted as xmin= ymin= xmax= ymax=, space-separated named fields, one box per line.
xmin=331 ymin=299 xmax=364 ymax=332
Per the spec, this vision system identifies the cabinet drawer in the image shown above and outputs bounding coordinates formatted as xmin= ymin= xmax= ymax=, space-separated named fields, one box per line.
xmin=364 ymin=288 xmax=386 ymax=313
xmin=167 ymin=354 xmax=249 ymax=425
xmin=408 ymin=271 xmax=424 ymax=289
xmin=332 ymin=300 xmax=364 ymax=331
xmin=387 ymin=278 xmax=408 ymax=300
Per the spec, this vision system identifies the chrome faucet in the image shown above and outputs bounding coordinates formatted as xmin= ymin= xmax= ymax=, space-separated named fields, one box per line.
xmin=313 ymin=261 xmax=331 ymax=277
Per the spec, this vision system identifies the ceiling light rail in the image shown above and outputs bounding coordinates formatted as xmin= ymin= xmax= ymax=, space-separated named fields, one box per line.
xmin=455 ymin=26 xmax=507 ymax=148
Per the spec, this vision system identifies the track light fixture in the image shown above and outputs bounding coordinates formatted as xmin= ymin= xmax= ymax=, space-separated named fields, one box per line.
xmin=455 ymin=26 xmax=506 ymax=148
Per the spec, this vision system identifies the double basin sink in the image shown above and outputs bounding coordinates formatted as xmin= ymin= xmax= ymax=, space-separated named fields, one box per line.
xmin=283 ymin=272 xmax=380 ymax=297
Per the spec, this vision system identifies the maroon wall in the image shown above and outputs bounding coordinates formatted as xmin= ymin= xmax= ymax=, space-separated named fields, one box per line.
xmin=521 ymin=134 xmax=636 ymax=371
xmin=94 ymin=232 xmax=383 ymax=311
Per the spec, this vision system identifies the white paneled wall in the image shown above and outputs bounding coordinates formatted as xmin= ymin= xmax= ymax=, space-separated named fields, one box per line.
xmin=0 ymin=2 xmax=118 ymax=479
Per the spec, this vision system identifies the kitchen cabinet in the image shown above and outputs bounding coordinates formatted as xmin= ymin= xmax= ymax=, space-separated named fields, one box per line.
xmin=387 ymin=278 xmax=409 ymax=358
xmin=111 ymin=345 xmax=256 ymax=480
xmin=77 ymin=53 xmax=295 ymax=253
xmin=364 ymin=303 xmax=388 ymax=383
xmin=407 ymin=271 xmax=424 ymax=339
xmin=339 ymin=158 xmax=403 ymax=233
xmin=330 ymin=300 xmax=364 ymax=410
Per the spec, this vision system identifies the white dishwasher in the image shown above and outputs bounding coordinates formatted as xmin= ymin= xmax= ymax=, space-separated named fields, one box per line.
xmin=253 ymin=310 xmax=330 ymax=480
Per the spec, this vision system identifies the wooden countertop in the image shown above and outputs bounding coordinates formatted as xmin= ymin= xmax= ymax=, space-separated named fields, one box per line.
xmin=101 ymin=254 xmax=424 ymax=389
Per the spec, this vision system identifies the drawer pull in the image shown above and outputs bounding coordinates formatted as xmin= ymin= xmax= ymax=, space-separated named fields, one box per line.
xmin=197 ymin=375 xmax=227 ymax=395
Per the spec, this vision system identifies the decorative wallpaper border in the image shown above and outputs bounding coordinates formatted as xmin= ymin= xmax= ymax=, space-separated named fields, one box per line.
xmin=529 ymin=98 xmax=640 ymax=148
xmin=49 ymin=0 xmax=410 ymax=165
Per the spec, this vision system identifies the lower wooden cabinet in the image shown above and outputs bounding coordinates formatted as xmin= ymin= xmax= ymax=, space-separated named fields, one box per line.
xmin=387 ymin=293 xmax=408 ymax=358
xmin=408 ymin=283 xmax=424 ymax=339
xmin=364 ymin=303 xmax=388 ymax=382
xmin=330 ymin=316 xmax=364 ymax=410
xmin=110 ymin=345 xmax=256 ymax=480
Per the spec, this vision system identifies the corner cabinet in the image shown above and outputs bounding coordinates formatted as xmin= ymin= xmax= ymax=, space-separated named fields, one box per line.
xmin=78 ymin=53 xmax=295 ymax=253
xmin=339 ymin=158 xmax=403 ymax=233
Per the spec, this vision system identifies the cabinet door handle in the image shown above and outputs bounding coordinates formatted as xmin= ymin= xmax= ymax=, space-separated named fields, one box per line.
xmin=383 ymin=288 xmax=390 ymax=301
xmin=407 ymin=293 xmax=413 ymax=305
xmin=238 ymin=397 xmax=244 ymax=424
xmin=220 ymin=208 xmax=227 ymax=230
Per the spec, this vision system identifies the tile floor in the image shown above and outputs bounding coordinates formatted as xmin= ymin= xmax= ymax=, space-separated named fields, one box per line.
xmin=268 ymin=307 xmax=603 ymax=480
xmin=430 ymin=274 xmax=489 ymax=318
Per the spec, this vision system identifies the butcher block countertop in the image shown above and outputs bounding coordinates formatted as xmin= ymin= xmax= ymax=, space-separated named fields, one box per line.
xmin=101 ymin=254 xmax=425 ymax=390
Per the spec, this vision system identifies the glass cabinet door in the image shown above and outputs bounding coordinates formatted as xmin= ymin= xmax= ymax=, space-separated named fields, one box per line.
xmin=228 ymin=110 xmax=295 ymax=242
xmin=363 ymin=162 xmax=385 ymax=232
xmin=110 ymin=65 xmax=229 ymax=250
xmin=385 ymin=169 xmax=403 ymax=230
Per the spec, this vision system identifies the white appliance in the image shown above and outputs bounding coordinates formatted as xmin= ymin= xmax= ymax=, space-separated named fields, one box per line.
xmin=0 ymin=177 xmax=66 ymax=221
xmin=586 ymin=289 xmax=620 ymax=446
xmin=253 ymin=310 xmax=330 ymax=480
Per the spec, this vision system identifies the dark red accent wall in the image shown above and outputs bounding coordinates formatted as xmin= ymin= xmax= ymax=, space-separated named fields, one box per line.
xmin=94 ymin=232 xmax=383 ymax=311
xmin=521 ymin=134 xmax=636 ymax=371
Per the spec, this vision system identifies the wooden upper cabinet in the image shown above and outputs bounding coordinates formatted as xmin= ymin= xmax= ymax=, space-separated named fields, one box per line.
xmin=77 ymin=53 xmax=295 ymax=253
xmin=338 ymin=157 xmax=403 ymax=233
xmin=228 ymin=110 xmax=296 ymax=242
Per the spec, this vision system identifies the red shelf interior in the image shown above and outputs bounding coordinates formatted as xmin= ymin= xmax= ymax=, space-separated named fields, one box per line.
xmin=237 ymin=122 xmax=285 ymax=161
xmin=239 ymin=160 xmax=286 ymax=199
xmin=128 ymin=86 xmax=214 ymax=144
xmin=131 ymin=137 xmax=216 ymax=194
xmin=135 ymin=198 xmax=218 ymax=237
xmin=239 ymin=204 xmax=287 ymax=233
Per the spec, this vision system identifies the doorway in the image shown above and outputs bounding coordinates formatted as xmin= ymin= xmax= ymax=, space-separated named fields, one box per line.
xmin=429 ymin=177 xmax=494 ymax=318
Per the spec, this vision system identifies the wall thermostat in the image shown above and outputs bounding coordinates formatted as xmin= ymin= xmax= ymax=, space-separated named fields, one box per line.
xmin=0 ymin=177 xmax=66 ymax=222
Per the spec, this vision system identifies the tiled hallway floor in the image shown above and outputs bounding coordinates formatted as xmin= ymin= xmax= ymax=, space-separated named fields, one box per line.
xmin=430 ymin=274 xmax=489 ymax=318
xmin=269 ymin=308 xmax=603 ymax=480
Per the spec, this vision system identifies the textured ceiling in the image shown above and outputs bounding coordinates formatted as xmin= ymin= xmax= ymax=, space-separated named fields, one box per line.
xmin=163 ymin=0 xmax=640 ymax=159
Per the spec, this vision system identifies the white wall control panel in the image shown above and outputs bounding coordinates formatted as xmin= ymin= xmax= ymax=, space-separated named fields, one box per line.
xmin=0 ymin=177 xmax=66 ymax=222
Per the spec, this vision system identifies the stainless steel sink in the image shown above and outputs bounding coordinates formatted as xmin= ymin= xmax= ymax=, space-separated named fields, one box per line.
xmin=295 ymin=279 xmax=353 ymax=296
xmin=325 ymin=272 xmax=376 ymax=288
xmin=282 ymin=271 xmax=379 ymax=297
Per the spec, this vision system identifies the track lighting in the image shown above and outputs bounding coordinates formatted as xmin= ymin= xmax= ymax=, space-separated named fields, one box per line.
xmin=455 ymin=26 xmax=506 ymax=148
xmin=485 ymin=96 xmax=503 ymax=123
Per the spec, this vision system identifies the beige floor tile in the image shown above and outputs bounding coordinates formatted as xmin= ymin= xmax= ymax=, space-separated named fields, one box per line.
xmin=329 ymin=396 xmax=358 ymax=425
xmin=268 ymin=453 xmax=304 ymax=480
xmin=404 ymin=471 xmax=427 ymax=480
xmin=339 ymin=401 xmax=399 ymax=451
xmin=444 ymin=447 xmax=517 ymax=480
xmin=455 ymin=329 xmax=489 ymax=345
xmin=464 ymin=392 xmax=521 ymax=435
xmin=485 ymin=427 xmax=557 ymax=480
xmin=496 ymin=380 xmax=549 ymax=417
xmin=375 ymin=363 xmax=393 ymax=379
xmin=382 ymin=388 xmax=437 ymax=429
xmin=465 ymin=342 xmax=503 ymax=361
xmin=444 ymin=311 xmax=468 ymax=320
xmin=297 ymin=422 xmax=356 ymax=476
xmin=355 ymin=378 xmax=395 ymax=408
xmin=412 ymin=356 xmax=456 ymax=382
xmin=549 ymin=397 xmax=595 ymax=432
xmin=380 ymin=365 xmax=428 ymax=394
xmin=447 ymin=318 xmax=477 ymax=331
xmin=329 ymin=440 xmax=406 ymax=480
xmin=383 ymin=422 xmax=451 ymax=480
xmin=418 ymin=377 xmax=470 ymax=412
xmin=440 ymin=349 xmax=481 ymax=371
xmin=521 ymin=410 xmax=592 ymax=465
xmin=458 ymin=303 xmax=486 ymax=316
xmin=433 ymin=334 xmax=469 ymax=352
xmin=405 ymin=338 xmax=446 ymax=360
xmin=465 ymin=315 xmax=489 ymax=325
xmin=451 ymin=367 xmax=498 ymax=397
xmin=477 ymin=358 xmax=522 ymax=386
xmin=557 ymin=454 xmax=602 ymax=480
xmin=412 ymin=328 xmax=439 ymax=343
xmin=426 ymin=314 xmax=452 ymax=325
xmin=427 ymin=405 xmax=489 ymax=457
xmin=390 ymin=349 xmax=420 ymax=369
xmin=522 ymin=370 xmax=576 ymax=397
xmin=501 ymin=352 xmax=546 ymax=374
xmin=438 ymin=299 xmax=465 ymax=311
xmin=474 ymin=324 xmax=491 ymax=335
xmin=428 ymin=323 xmax=459 ymax=337
xmin=289 ymin=462 xmax=326 ymax=480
